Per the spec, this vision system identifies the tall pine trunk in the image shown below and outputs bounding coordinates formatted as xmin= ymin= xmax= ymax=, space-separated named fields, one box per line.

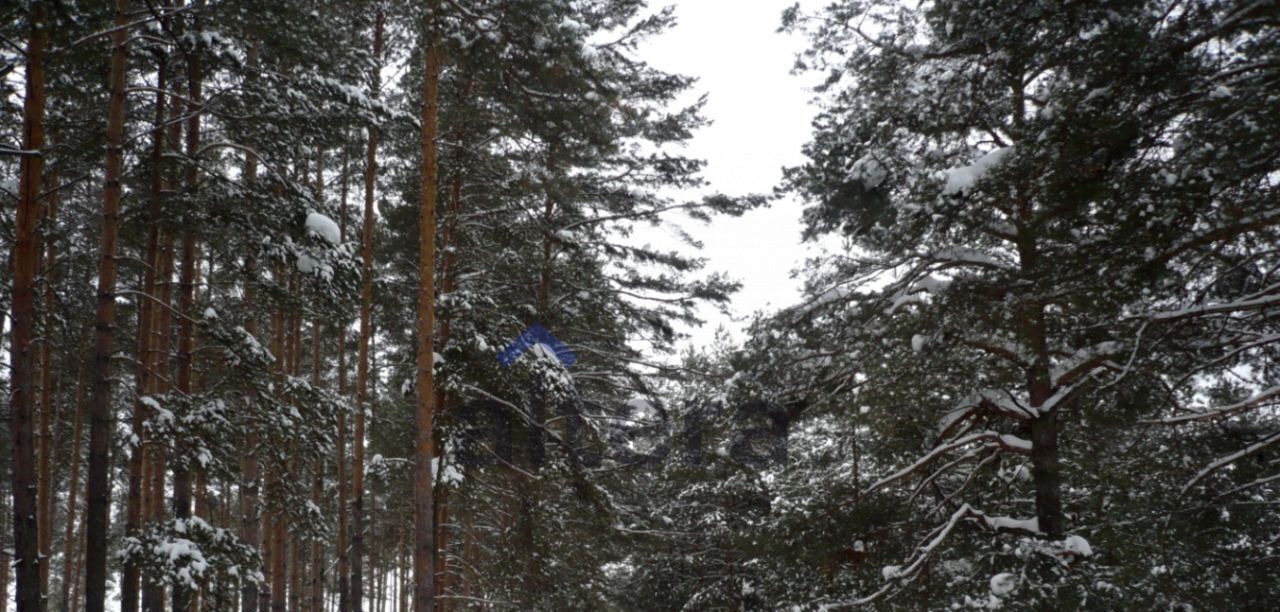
xmin=352 ymin=11 xmax=384 ymax=612
xmin=414 ymin=6 xmax=442 ymax=609
xmin=336 ymin=142 xmax=352 ymax=612
xmin=9 ymin=2 xmax=49 ymax=608
xmin=36 ymin=148 xmax=61 ymax=606
xmin=310 ymin=150 xmax=327 ymax=612
xmin=238 ymin=40 xmax=263 ymax=612
xmin=171 ymin=11 xmax=204 ymax=606
xmin=60 ymin=362 xmax=87 ymax=612
xmin=85 ymin=1 xmax=133 ymax=609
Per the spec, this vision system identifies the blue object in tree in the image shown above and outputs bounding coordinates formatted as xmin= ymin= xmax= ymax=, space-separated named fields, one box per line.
xmin=497 ymin=324 xmax=577 ymax=368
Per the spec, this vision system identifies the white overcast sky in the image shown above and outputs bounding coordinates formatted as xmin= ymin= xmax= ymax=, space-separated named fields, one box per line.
xmin=634 ymin=0 xmax=826 ymax=348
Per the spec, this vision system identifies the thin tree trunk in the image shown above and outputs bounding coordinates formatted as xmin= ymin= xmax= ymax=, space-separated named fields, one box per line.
xmin=1 ymin=484 xmax=9 ymax=612
xmin=127 ymin=41 xmax=173 ymax=612
xmin=59 ymin=362 xmax=87 ymax=612
xmin=369 ymin=499 xmax=378 ymax=612
xmin=269 ymin=270 xmax=288 ymax=612
xmin=143 ymin=49 xmax=185 ymax=611
xmin=85 ymin=1 xmax=132 ymax=609
xmin=432 ymin=169 xmax=462 ymax=605
xmin=70 ymin=514 xmax=86 ymax=612
xmin=414 ymin=7 xmax=442 ymax=609
xmin=336 ymin=141 xmax=352 ymax=612
xmin=289 ymin=533 xmax=302 ymax=612
xmin=10 ymin=2 xmax=50 ymax=608
xmin=171 ymin=10 xmax=204 ymax=605
xmin=309 ymin=149 xmax=327 ymax=612
xmin=239 ymin=39 xmax=263 ymax=612
xmin=36 ymin=151 xmax=61 ymax=607
xmin=353 ymin=11 xmax=384 ymax=612
xmin=310 ymin=462 xmax=324 ymax=612
xmin=399 ymin=523 xmax=409 ymax=612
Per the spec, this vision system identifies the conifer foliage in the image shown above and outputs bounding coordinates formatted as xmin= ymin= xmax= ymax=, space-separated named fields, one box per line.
xmin=4 ymin=0 xmax=1279 ymax=611
xmin=2 ymin=0 xmax=747 ymax=610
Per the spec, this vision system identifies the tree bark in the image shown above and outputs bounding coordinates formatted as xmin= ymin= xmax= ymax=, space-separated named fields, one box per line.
xmin=84 ymin=2 xmax=132 ymax=609
xmin=336 ymin=143 xmax=352 ymax=612
xmin=2 ymin=484 xmax=9 ymax=612
xmin=171 ymin=10 xmax=204 ymax=605
xmin=353 ymin=11 xmax=384 ymax=612
xmin=10 ymin=2 xmax=50 ymax=608
xmin=239 ymin=41 xmax=263 ymax=612
xmin=432 ymin=161 xmax=464 ymax=606
xmin=36 ymin=141 xmax=61 ymax=609
xmin=59 ymin=362 xmax=87 ymax=612
xmin=414 ymin=6 xmax=442 ymax=609
xmin=310 ymin=149 xmax=328 ymax=612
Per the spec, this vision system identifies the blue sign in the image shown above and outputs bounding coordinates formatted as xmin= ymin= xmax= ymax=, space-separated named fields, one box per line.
xmin=497 ymin=324 xmax=577 ymax=368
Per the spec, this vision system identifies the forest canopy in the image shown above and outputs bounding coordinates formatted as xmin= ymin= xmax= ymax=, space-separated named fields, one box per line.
xmin=2 ymin=0 xmax=1278 ymax=610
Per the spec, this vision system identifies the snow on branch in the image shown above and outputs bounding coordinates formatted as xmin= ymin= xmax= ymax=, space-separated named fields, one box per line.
xmin=865 ymin=430 xmax=1032 ymax=496
xmin=938 ymin=391 xmax=1035 ymax=440
xmin=1182 ymin=430 xmax=1280 ymax=494
xmin=1050 ymin=341 xmax=1123 ymax=387
xmin=817 ymin=504 xmax=1042 ymax=608
xmin=1145 ymin=385 xmax=1280 ymax=425
xmin=1148 ymin=293 xmax=1280 ymax=323
xmin=925 ymin=246 xmax=1014 ymax=271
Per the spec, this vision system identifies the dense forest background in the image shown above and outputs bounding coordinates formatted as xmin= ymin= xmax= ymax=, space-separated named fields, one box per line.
xmin=2 ymin=0 xmax=1278 ymax=610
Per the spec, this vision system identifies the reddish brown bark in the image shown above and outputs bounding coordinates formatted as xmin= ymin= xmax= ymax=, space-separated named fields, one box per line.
xmin=353 ymin=11 xmax=385 ymax=612
xmin=171 ymin=13 xmax=204 ymax=606
xmin=336 ymin=142 xmax=352 ymax=612
xmin=36 ymin=152 xmax=60 ymax=604
xmin=59 ymin=363 xmax=87 ymax=612
xmin=9 ymin=2 xmax=50 ymax=609
xmin=239 ymin=40 xmax=263 ymax=612
xmin=85 ymin=1 xmax=133 ymax=609
xmin=414 ymin=8 xmax=442 ymax=610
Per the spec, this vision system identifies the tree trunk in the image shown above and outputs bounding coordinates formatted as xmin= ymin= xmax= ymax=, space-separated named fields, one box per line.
xmin=369 ymin=499 xmax=379 ymax=612
xmin=1 ymin=485 xmax=9 ymax=612
xmin=269 ymin=271 xmax=288 ymax=612
xmin=59 ymin=362 xmax=87 ymax=612
xmin=239 ymin=40 xmax=263 ymax=612
xmin=36 ymin=145 xmax=61 ymax=607
xmin=144 ymin=46 xmax=185 ymax=611
xmin=336 ymin=141 xmax=352 ymax=612
xmin=432 ymin=166 xmax=463 ymax=605
xmin=171 ymin=13 xmax=204 ymax=605
xmin=71 ymin=510 xmax=86 ymax=611
xmin=10 ymin=2 xmax=49 ymax=608
xmin=414 ymin=7 xmax=442 ymax=609
xmin=353 ymin=11 xmax=384 ymax=612
xmin=85 ymin=1 xmax=132 ymax=609
xmin=309 ymin=149 xmax=325 ymax=612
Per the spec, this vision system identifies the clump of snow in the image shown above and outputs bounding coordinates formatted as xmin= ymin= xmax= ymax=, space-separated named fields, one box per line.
xmin=1059 ymin=535 xmax=1093 ymax=559
xmin=296 ymin=252 xmax=334 ymax=280
xmin=911 ymin=334 xmax=927 ymax=353
xmin=431 ymin=457 xmax=464 ymax=485
xmin=848 ymin=154 xmax=888 ymax=190
xmin=943 ymin=147 xmax=1014 ymax=195
xmin=881 ymin=565 xmax=902 ymax=581
xmin=203 ymin=307 xmax=217 ymax=319
xmin=305 ymin=212 xmax=341 ymax=245
xmin=989 ymin=572 xmax=1017 ymax=596
xmin=983 ymin=515 xmax=1040 ymax=534
xmin=296 ymin=253 xmax=318 ymax=274
xmin=998 ymin=433 xmax=1032 ymax=452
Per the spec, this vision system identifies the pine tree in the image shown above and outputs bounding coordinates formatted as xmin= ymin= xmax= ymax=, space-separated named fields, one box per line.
xmin=9 ymin=2 xmax=50 ymax=608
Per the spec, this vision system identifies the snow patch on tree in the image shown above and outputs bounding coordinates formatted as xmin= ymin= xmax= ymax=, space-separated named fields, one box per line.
xmin=942 ymin=147 xmax=1014 ymax=195
xmin=304 ymin=211 xmax=341 ymax=245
